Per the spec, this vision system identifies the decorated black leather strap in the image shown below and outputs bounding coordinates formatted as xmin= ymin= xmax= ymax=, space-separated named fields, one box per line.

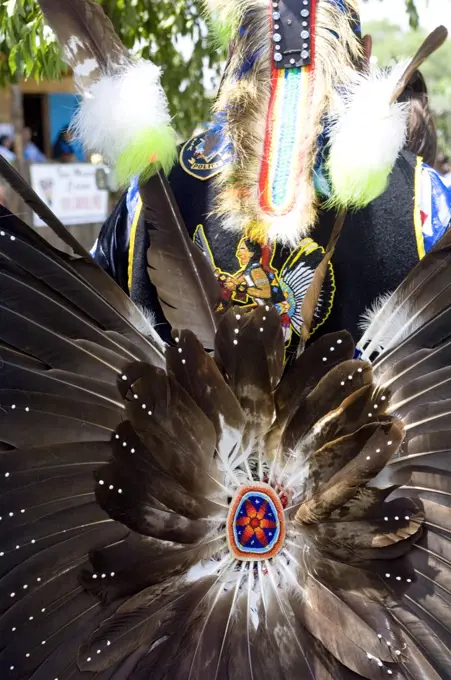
xmin=272 ymin=0 xmax=314 ymax=69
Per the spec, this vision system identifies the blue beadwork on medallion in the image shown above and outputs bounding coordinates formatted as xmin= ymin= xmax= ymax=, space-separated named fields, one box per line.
xmin=233 ymin=491 xmax=281 ymax=554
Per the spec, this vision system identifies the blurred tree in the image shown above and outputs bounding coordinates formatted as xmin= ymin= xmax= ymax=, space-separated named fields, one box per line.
xmin=367 ymin=20 xmax=451 ymax=160
xmin=0 ymin=1 xmax=421 ymax=138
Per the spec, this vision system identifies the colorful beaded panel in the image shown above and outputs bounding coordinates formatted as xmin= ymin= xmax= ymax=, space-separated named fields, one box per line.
xmin=227 ymin=484 xmax=285 ymax=560
xmin=258 ymin=0 xmax=317 ymax=216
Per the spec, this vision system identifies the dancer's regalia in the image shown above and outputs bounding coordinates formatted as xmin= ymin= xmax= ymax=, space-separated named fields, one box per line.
xmin=1 ymin=1 xmax=451 ymax=678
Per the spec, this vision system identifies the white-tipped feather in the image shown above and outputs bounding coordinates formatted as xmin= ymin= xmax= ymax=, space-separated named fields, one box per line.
xmin=328 ymin=61 xmax=410 ymax=208
xmin=71 ymin=60 xmax=171 ymax=165
xmin=358 ymin=292 xmax=394 ymax=335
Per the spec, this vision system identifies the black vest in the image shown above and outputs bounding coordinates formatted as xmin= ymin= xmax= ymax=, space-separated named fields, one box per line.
xmin=95 ymin=150 xmax=421 ymax=355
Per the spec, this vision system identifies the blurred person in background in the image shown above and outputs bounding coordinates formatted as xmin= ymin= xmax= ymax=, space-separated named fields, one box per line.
xmin=52 ymin=126 xmax=76 ymax=163
xmin=0 ymin=135 xmax=16 ymax=163
xmin=23 ymin=126 xmax=47 ymax=163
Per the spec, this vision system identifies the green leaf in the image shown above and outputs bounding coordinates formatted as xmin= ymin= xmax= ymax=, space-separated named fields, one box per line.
xmin=8 ymin=44 xmax=19 ymax=75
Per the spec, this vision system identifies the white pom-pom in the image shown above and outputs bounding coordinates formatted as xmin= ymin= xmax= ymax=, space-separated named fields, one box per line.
xmin=72 ymin=60 xmax=171 ymax=166
xmin=328 ymin=62 xmax=410 ymax=209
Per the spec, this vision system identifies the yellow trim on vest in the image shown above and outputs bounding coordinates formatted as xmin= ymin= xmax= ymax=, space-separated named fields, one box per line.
xmin=128 ymin=196 xmax=143 ymax=293
xmin=414 ymin=155 xmax=425 ymax=260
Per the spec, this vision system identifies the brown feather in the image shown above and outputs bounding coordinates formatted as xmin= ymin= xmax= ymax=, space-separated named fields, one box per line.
xmin=390 ymin=26 xmax=448 ymax=105
xmin=142 ymin=172 xmax=221 ymax=349
xmin=300 ymin=208 xmax=347 ymax=343
xmin=38 ymin=0 xmax=129 ymax=92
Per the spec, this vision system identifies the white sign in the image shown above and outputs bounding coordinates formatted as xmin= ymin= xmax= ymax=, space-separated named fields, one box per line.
xmin=30 ymin=163 xmax=109 ymax=227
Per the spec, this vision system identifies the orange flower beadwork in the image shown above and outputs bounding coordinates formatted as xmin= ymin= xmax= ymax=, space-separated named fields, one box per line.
xmin=227 ymin=483 xmax=285 ymax=561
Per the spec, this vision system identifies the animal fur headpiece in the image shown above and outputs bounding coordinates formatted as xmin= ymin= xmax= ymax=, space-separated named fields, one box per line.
xmin=204 ymin=0 xmax=412 ymax=246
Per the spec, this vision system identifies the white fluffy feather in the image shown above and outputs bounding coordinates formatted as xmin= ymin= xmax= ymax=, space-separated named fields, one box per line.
xmin=328 ymin=61 xmax=410 ymax=206
xmin=71 ymin=60 xmax=171 ymax=165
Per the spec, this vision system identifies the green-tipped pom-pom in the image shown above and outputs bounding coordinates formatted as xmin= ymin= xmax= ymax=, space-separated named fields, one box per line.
xmin=115 ymin=125 xmax=178 ymax=186
xmin=326 ymin=157 xmax=392 ymax=210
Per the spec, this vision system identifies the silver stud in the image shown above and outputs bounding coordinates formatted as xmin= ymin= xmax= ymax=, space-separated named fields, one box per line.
xmin=301 ymin=30 xmax=309 ymax=39
xmin=233 ymin=340 xmax=238 ymax=345
xmin=387 ymin=440 xmax=393 ymax=446
xmin=385 ymin=573 xmax=390 ymax=578
xmin=273 ymin=33 xmax=281 ymax=42
xmin=366 ymin=456 xmax=371 ymax=461
xmin=10 ymin=592 xmax=15 ymax=597
xmin=273 ymin=11 xmax=280 ymax=19
xmin=109 ymin=485 xmax=114 ymax=490
xmin=5 ymin=472 xmax=10 ymax=478
xmin=182 ymin=359 xmax=187 ymax=365
xmin=10 ymin=236 xmax=15 ymax=241
xmin=122 ymin=442 xmax=127 ymax=448
xmin=110 ymin=572 xmax=115 ymax=577
xmin=133 ymin=394 xmax=139 ymax=400
xmin=118 ymin=488 xmax=123 ymax=494
xmin=178 ymin=348 xmax=183 ymax=354
xmin=121 ymin=375 xmax=127 ymax=381
xmin=99 ymin=480 xmax=104 ymax=486
xmin=260 ymin=327 xmax=264 ymax=332
xmin=322 ymin=357 xmax=327 ymax=363
xmin=131 ymin=448 xmax=135 ymax=454
xmin=115 ymin=434 xmax=120 ymax=439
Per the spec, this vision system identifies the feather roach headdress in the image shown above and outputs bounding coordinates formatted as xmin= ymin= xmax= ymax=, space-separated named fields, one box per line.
xmin=205 ymin=0 xmax=447 ymax=245
xmin=1 ymin=2 xmax=451 ymax=678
